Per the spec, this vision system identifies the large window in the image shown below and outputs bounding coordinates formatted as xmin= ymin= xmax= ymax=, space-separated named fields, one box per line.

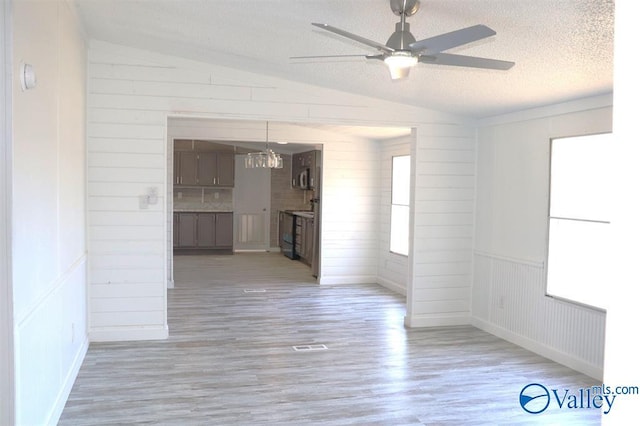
xmin=390 ymin=155 xmax=410 ymax=256
xmin=546 ymin=133 xmax=612 ymax=309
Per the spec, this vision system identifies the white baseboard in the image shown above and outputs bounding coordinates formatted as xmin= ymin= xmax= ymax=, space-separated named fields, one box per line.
xmin=376 ymin=277 xmax=406 ymax=296
xmin=471 ymin=316 xmax=603 ymax=381
xmin=89 ymin=325 xmax=169 ymax=342
xmin=48 ymin=336 xmax=89 ymax=426
xmin=404 ymin=313 xmax=470 ymax=328
xmin=318 ymin=275 xmax=377 ymax=285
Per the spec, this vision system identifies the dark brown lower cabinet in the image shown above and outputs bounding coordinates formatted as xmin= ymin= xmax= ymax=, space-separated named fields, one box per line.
xmin=196 ymin=213 xmax=216 ymax=247
xmin=295 ymin=216 xmax=314 ymax=265
xmin=214 ymin=212 xmax=233 ymax=248
xmin=176 ymin=213 xmax=197 ymax=247
xmin=174 ymin=212 xmax=233 ymax=250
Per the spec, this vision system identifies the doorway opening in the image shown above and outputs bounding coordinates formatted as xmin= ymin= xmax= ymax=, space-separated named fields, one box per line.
xmin=166 ymin=118 xmax=326 ymax=289
xmin=165 ymin=117 xmax=413 ymax=299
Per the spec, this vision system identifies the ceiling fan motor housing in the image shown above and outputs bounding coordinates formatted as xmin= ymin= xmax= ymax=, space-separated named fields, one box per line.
xmin=390 ymin=0 xmax=420 ymax=16
xmin=386 ymin=22 xmax=417 ymax=50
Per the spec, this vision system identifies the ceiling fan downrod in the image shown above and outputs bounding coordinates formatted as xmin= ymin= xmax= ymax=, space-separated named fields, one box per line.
xmin=387 ymin=0 xmax=419 ymax=50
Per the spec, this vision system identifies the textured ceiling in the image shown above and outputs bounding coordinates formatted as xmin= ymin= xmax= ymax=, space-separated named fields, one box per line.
xmin=73 ymin=0 xmax=614 ymax=119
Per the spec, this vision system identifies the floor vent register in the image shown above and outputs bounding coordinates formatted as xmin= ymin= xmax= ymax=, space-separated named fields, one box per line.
xmin=292 ymin=344 xmax=328 ymax=352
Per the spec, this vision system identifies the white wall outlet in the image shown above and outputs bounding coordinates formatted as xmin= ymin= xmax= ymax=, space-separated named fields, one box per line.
xmin=214 ymin=192 xmax=219 ymax=199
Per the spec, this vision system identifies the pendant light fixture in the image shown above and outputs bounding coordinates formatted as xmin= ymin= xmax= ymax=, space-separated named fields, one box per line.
xmin=244 ymin=122 xmax=284 ymax=169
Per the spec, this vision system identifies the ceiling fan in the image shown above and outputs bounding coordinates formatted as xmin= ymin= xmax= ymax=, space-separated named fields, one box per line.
xmin=293 ymin=0 xmax=515 ymax=80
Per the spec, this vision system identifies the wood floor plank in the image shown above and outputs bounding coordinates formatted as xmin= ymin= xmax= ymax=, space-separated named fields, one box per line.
xmin=59 ymin=253 xmax=602 ymax=425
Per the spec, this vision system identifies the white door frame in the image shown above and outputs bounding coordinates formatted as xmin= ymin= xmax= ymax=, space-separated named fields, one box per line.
xmin=1 ymin=1 xmax=15 ymax=424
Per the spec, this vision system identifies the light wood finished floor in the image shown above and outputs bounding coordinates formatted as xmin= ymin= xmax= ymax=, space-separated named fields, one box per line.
xmin=60 ymin=253 xmax=602 ymax=425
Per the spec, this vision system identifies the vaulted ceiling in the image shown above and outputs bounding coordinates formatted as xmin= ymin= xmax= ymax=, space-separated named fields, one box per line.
xmin=73 ymin=0 xmax=614 ymax=119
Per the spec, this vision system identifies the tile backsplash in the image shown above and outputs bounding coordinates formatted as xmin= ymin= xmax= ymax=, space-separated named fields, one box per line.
xmin=174 ymin=187 xmax=233 ymax=211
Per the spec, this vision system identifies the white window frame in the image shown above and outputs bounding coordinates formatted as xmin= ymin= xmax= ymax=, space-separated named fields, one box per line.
xmin=546 ymin=132 xmax=611 ymax=310
xmin=390 ymin=155 xmax=410 ymax=256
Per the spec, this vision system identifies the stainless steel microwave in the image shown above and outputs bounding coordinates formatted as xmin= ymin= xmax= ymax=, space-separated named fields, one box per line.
xmin=294 ymin=168 xmax=310 ymax=189
xmin=299 ymin=168 xmax=309 ymax=189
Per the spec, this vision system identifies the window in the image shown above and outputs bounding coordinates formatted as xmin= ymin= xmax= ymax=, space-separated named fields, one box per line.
xmin=546 ymin=133 xmax=612 ymax=309
xmin=390 ymin=155 xmax=410 ymax=256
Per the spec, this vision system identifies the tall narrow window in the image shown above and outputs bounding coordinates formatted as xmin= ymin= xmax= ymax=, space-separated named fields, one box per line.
xmin=547 ymin=133 xmax=611 ymax=309
xmin=390 ymin=155 xmax=410 ymax=256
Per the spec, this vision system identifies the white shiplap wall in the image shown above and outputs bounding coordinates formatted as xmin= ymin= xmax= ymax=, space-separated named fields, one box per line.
xmin=377 ymin=136 xmax=411 ymax=295
xmin=407 ymin=126 xmax=477 ymax=326
xmin=12 ymin=1 xmax=88 ymax=424
xmin=86 ymin=40 xmax=476 ymax=340
xmin=472 ymin=96 xmax=612 ymax=379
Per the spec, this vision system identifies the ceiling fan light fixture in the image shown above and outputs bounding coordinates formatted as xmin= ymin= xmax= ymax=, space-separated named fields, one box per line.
xmin=384 ymin=52 xmax=418 ymax=79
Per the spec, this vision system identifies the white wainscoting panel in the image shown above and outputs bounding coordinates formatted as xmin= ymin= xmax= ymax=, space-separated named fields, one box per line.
xmin=472 ymin=251 xmax=605 ymax=379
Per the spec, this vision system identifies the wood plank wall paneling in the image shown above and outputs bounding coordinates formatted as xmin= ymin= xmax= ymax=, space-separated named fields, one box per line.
xmin=472 ymin=252 xmax=606 ymax=380
xmin=11 ymin=1 xmax=89 ymax=424
xmin=407 ymin=126 xmax=476 ymax=326
xmin=87 ymin=41 xmax=476 ymax=340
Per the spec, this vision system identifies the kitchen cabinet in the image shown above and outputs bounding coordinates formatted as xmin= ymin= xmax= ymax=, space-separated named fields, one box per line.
xmin=294 ymin=215 xmax=314 ymax=265
xmin=196 ymin=213 xmax=216 ymax=247
xmin=195 ymin=151 xmax=235 ymax=187
xmin=292 ymin=150 xmax=319 ymax=189
xmin=174 ymin=145 xmax=234 ymax=187
xmin=280 ymin=211 xmax=315 ymax=266
xmin=294 ymin=218 xmax=303 ymax=258
xmin=175 ymin=213 xmax=197 ymax=247
xmin=214 ymin=212 xmax=233 ymax=247
xmin=175 ymin=151 xmax=198 ymax=186
xmin=174 ymin=212 xmax=233 ymax=250
xmin=303 ymin=217 xmax=314 ymax=262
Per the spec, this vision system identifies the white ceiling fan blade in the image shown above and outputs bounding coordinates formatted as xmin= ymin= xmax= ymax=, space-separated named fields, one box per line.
xmin=410 ymin=24 xmax=496 ymax=54
xmin=419 ymin=52 xmax=515 ymax=70
xmin=312 ymin=23 xmax=395 ymax=54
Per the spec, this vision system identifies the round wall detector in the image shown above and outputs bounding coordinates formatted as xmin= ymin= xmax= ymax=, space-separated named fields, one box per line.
xmin=20 ymin=63 xmax=37 ymax=91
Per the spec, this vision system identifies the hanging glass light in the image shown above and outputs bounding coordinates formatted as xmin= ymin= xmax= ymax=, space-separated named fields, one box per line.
xmin=244 ymin=122 xmax=283 ymax=169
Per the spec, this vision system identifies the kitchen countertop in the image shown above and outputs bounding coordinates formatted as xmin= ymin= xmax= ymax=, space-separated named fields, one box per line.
xmin=288 ymin=210 xmax=314 ymax=219
xmin=174 ymin=209 xmax=233 ymax=213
